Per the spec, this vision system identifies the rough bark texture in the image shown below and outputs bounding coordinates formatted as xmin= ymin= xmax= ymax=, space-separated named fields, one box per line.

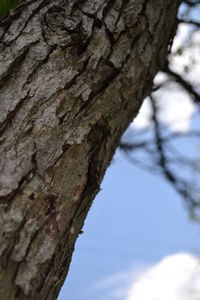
xmin=0 ymin=0 xmax=180 ymax=299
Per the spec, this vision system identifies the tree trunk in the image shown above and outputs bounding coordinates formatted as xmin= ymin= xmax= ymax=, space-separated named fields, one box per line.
xmin=0 ymin=0 xmax=180 ymax=299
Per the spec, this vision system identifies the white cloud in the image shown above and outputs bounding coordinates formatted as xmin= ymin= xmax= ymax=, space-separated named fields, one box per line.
xmin=156 ymin=84 xmax=195 ymax=132
xmin=132 ymin=97 xmax=152 ymax=129
xmin=127 ymin=253 xmax=200 ymax=300
xmin=171 ymin=23 xmax=191 ymax=53
xmin=92 ymin=264 xmax=149 ymax=300
xmin=92 ymin=253 xmax=200 ymax=300
xmin=171 ymin=25 xmax=200 ymax=87
xmin=133 ymin=86 xmax=195 ymax=132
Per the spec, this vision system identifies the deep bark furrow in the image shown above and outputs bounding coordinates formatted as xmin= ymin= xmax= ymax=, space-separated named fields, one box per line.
xmin=0 ymin=42 xmax=36 ymax=87
xmin=0 ymin=89 xmax=31 ymax=137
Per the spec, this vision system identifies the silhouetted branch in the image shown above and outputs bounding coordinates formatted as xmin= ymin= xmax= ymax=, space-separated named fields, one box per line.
xmin=162 ymin=61 xmax=200 ymax=106
xmin=182 ymin=0 xmax=200 ymax=7
xmin=178 ymin=18 xmax=200 ymax=27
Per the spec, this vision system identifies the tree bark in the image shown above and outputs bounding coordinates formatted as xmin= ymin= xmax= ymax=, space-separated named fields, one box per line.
xmin=0 ymin=0 xmax=180 ymax=299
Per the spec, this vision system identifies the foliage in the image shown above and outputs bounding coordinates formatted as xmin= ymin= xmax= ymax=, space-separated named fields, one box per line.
xmin=0 ymin=0 xmax=18 ymax=18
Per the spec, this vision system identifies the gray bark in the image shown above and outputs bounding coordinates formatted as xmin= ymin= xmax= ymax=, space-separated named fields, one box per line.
xmin=0 ymin=0 xmax=180 ymax=299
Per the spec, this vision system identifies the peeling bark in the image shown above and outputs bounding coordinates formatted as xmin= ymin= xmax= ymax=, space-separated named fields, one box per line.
xmin=0 ymin=0 xmax=180 ymax=299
